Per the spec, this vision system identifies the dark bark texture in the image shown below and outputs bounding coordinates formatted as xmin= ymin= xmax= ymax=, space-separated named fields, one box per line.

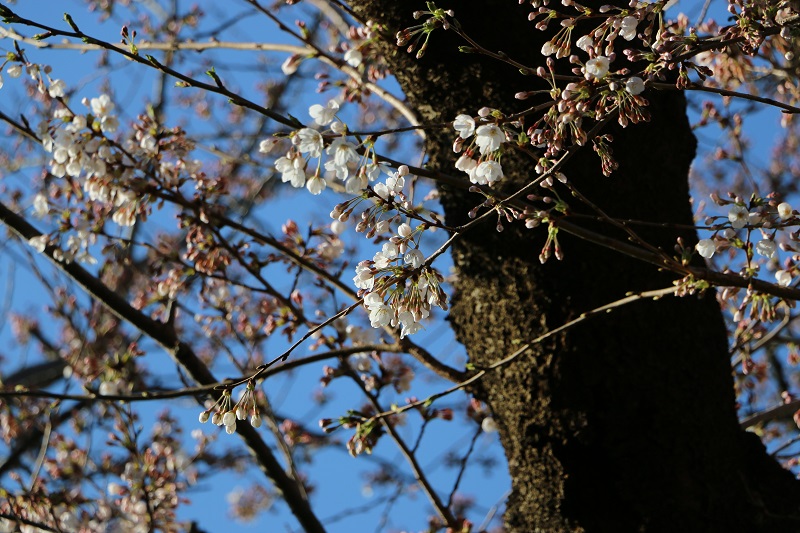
xmin=350 ymin=1 xmax=800 ymax=531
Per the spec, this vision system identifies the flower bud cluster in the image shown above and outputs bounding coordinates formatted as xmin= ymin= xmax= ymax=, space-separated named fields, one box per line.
xmin=199 ymin=382 xmax=262 ymax=435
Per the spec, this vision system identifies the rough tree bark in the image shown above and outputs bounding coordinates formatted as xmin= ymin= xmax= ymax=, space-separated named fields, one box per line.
xmin=350 ymin=1 xmax=800 ymax=531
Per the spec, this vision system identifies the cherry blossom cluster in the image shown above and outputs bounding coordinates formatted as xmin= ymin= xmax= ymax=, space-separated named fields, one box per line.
xmin=199 ymin=381 xmax=262 ymax=434
xmin=269 ymin=99 xmax=394 ymax=196
xmin=695 ymin=196 xmax=798 ymax=287
xmin=347 ymin=214 xmax=448 ymax=337
xmin=452 ymin=112 xmax=506 ymax=186
xmin=28 ymin=91 xmax=145 ymax=263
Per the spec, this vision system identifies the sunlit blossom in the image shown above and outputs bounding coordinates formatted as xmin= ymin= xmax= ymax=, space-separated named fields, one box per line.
xmin=619 ymin=16 xmax=638 ymax=41
xmin=309 ymin=99 xmax=339 ymax=126
xmin=696 ymin=238 xmax=715 ymax=259
xmin=625 ymin=77 xmax=645 ymax=95
xmin=306 ymin=174 xmax=326 ymax=195
xmin=453 ymin=114 xmax=476 ymax=139
xmin=755 ymin=239 xmax=777 ymax=259
xmin=778 ymin=202 xmax=794 ymax=220
xmin=728 ymin=205 xmax=749 ymax=229
xmin=404 ymin=248 xmax=424 ymax=269
xmin=344 ymin=49 xmax=363 ymax=67
xmin=776 ymin=270 xmax=793 ymax=286
xmin=585 ymin=56 xmax=610 ymax=79
xmin=475 ymin=124 xmax=505 ymax=155
xmin=294 ymin=128 xmax=324 ymax=157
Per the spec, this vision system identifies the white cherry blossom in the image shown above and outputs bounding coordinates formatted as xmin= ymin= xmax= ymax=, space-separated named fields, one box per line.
xmin=331 ymin=121 xmax=346 ymax=135
xmin=364 ymin=291 xmax=384 ymax=309
xmin=619 ymin=16 xmax=638 ymax=41
xmin=625 ymin=77 xmax=645 ymax=95
xmin=585 ymin=56 xmax=610 ymax=79
xmin=275 ymin=153 xmax=307 ymax=188
xmin=455 ymin=153 xmax=478 ymax=175
xmin=397 ymin=311 xmax=422 ymax=338
xmin=306 ymin=174 xmax=326 ymax=195
xmin=344 ymin=49 xmax=363 ymax=67
xmin=695 ymin=238 xmax=715 ymax=259
xmin=776 ymin=270 xmax=793 ymax=286
xmin=354 ymin=262 xmax=375 ymax=290
xmin=33 ymin=193 xmax=48 ymax=217
xmin=474 ymin=124 xmax=505 ymax=155
xmin=325 ymin=138 xmax=359 ymax=172
xmin=293 ymin=128 xmax=324 ymax=158
xmin=374 ymin=174 xmax=405 ymax=200
xmin=755 ymin=239 xmax=777 ymax=259
xmin=48 ymin=78 xmax=66 ymax=98
xmin=259 ymin=139 xmax=277 ymax=154
xmin=345 ymin=174 xmax=368 ymax=194
xmin=404 ymin=248 xmax=424 ymax=269
xmin=481 ymin=417 xmax=498 ymax=433
xmin=728 ymin=205 xmax=749 ymax=229
xmin=28 ymin=235 xmax=48 ymax=253
xmin=474 ymin=160 xmax=503 ymax=185
xmin=369 ymin=304 xmax=393 ymax=328
xmin=309 ymin=100 xmax=339 ymax=126
xmin=281 ymin=54 xmax=301 ymax=75
xmin=576 ymin=35 xmax=593 ymax=53
xmin=453 ymin=114 xmax=476 ymax=139
xmin=778 ymin=202 xmax=793 ymax=220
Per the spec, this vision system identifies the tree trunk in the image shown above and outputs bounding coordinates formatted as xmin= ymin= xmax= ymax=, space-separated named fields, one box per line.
xmin=351 ymin=1 xmax=800 ymax=530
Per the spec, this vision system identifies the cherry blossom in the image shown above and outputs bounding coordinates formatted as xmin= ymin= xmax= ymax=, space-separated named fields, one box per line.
xmin=33 ymin=193 xmax=48 ymax=217
xmin=28 ymin=235 xmax=48 ymax=253
xmin=625 ymin=77 xmax=645 ymax=95
xmin=585 ymin=57 xmax=610 ymax=80
xmin=325 ymin=137 xmax=359 ymax=178
xmin=696 ymin=238 xmax=716 ymax=259
xmin=755 ymin=239 xmax=777 ymax=259
xmin=275 ymin=152 xmax=307 ymax=188
xmin=345 ymin=173 xmax=368 ymax=193
xmin=481 ymin=417 xmax=498 ymax=433
xmin=89 ymin=94 xmax=119 ymax=132
xmin=374 ymin=174 xmax=405 ymax=199
xmin=306 ymin=174 xmax=326 ymax=195
xmin=473 ymin=160 xmax=503 ymax=185
xmin=369 ymin=304 xmax=393 ymax=328
xmin=48 ymin=78 xmax=66 ymax=98
xmin=778 ymin=202 xmax=794 ymax=220
xmin=576 ymin=35 xmax=593 ymax=53
xmin=344 ymin=49 xmax=363 ymax=67
xmin=397 ymin=310 xmax=423 ymax=337
xmin=281 ymin=54 xmax=301 ymax=75
xmin=453 ymin=114 xmax=476 ymax=139
xmin=728 ymin=205 xmax=749 ymax=229
xmin=455 ymin=153 xmax=478 ymax=177
xmin=309 ymin=99 xmax=339 ymax=126
xmin=618 ymin=16 xmax=638 ymax=41
xmin=293 ymin=128 xmax=324 ymax=158
xmin=775 ymin=270 xmax=793 ymax=286
xmin=474 ymin=124 xmax=505 ymax=155
xmin=354 ymin=262 xmax=375 ymax=290
xmin=404 ymin=248 xmax=424 ymax=269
